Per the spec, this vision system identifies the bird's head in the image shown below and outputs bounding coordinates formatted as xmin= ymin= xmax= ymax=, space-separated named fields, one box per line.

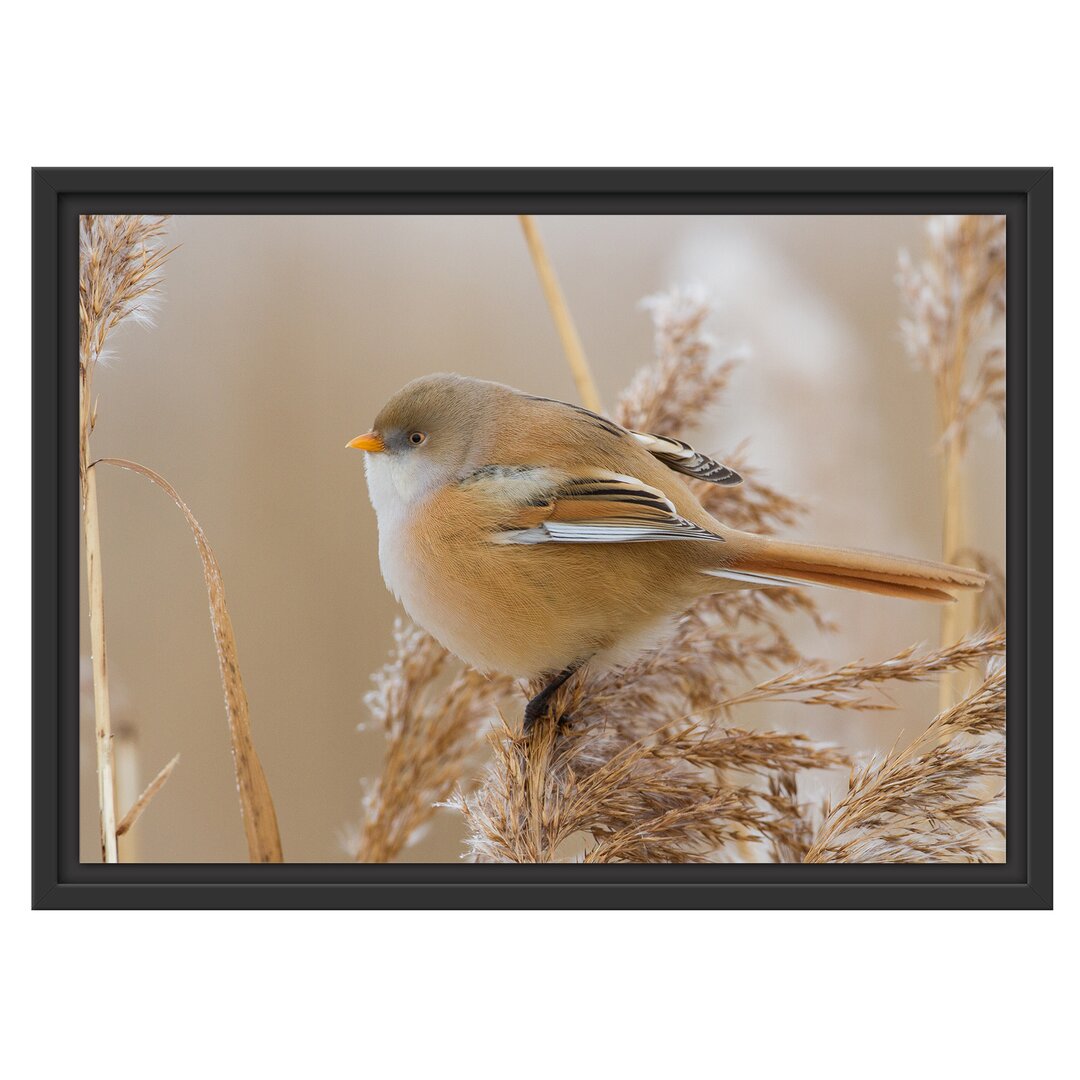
xmin=348 ymin=373 xmax=511 ymax=506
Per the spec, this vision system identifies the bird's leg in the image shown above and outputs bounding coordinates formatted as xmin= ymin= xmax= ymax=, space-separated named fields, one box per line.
xmin=522 ymin=663 xmax=582 ymax=734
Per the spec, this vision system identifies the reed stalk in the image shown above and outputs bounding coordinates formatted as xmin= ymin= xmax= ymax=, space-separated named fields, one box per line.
xmin=79 ymin=214 xmax=173 ymax=861
xmin=935 ymin=285 xmax=973 ymax=709
xmin=518 ymin=214 xmax=604 ymax=413
xmin=938 ymin=437 xmax=969 ymax=707
xmin=81 ymin=419 xmax=117 ymax=862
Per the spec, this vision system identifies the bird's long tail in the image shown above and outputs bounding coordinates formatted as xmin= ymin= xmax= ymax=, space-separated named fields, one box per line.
xmin=707 ymin=532 xmax=987 ymax=603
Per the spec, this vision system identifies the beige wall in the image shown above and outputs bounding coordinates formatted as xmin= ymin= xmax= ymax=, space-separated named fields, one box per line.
xmin=79 ymin=214 xmax=1005 ymax=862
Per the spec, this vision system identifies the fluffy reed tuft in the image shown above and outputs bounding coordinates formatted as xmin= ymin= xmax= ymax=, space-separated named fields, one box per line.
xmin=452 ymin=625 xmax=1005 ymax=864
xmin=805 ymin=664 xmax=1006 ymax=863
xmin=716 ymin=627 xmax=1005 ymax=712
xmin=897 ymin=214 xmax=1006 ymax=454
xmin=352 ymin=621 xmax=514 ymax=862
xmin=79 ymin=216 xmax=174 ymax=387
xmin=616 ymin=288 xmax=736 ymax=434
xmin=452 ymin=708 xmax=848 ymax=863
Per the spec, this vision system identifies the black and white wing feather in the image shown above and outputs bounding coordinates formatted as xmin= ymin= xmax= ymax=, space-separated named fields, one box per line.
xmin=629 ymin=430 xmax=742 ymax=485
xmin=462 ymin=466 xmax=726 ymax=545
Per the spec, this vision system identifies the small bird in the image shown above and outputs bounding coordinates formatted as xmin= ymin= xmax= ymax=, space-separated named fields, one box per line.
xmin=349 ymin=374 xmax=985 ymax=730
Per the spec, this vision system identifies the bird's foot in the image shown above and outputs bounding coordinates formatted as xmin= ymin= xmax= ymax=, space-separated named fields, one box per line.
xmin=522 ymin=664 xmax=582 ymax=734
xmin=522 ymin=700 xmax=574 ymax=734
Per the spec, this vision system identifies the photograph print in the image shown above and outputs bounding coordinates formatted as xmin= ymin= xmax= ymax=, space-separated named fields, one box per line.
xmin=73 ymin=207 xmax=1008 ymax=869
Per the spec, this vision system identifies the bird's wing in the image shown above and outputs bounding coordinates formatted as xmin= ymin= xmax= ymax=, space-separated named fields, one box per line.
xmin=462 ymin=465 xmax=726 ymax=545
xmin=627 ymin=429 xmax=742 ymax=485
xmin=517 ymin=392 xmax=742 ymax=485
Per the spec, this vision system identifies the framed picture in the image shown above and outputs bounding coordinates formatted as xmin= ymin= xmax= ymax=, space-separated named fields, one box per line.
xmin=32 ymin=168 xmax=1051 ymax=908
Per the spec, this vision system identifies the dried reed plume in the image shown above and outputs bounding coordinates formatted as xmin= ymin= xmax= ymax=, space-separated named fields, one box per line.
xmin=80 ymin=216 xmax=283 ymax=862
xmin=350 ymin=621 xmax=514 ymax=862
xmin=453 ymin=704 xmax=848 ymax=863
xmin=716 ymin=627 xmax=1005 ymax=713
xmin=897 ymin=215 xmax=1006 ymax=707
xmin=453 ymin=626 xmax=1005 ymax=864
xmin=806 ymin=663 xmax=1006 ymax=863
xmin=79 ymin=215 xmax=173 ymax=862
xmin=79 ymin=216 xmax=173 ymax=383
xmin=616 ymin=288 xmax=736 ymax=435
xmin=897 ymin=216 xmax=1006 ymax=454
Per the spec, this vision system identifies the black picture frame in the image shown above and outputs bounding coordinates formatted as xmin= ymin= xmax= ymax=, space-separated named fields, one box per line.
xmin=32 ymin=167 xmax=1052 ymax=910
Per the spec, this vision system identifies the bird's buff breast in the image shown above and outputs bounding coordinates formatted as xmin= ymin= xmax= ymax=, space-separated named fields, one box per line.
xmin=374 ymin=517 xmax=559 ymax=677
xmin=364 ymin=455 xmax=536 ymax=675
xmin=375 ymin=514 xmax=551 ymax=677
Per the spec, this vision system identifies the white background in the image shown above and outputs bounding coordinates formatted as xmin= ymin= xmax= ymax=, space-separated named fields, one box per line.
xmin=2 ymin=2 xmax=1071 ymax=1077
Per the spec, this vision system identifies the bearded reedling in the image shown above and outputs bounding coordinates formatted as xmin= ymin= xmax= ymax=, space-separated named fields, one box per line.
xmin=349 ymin=374 xmax=985 ymax=730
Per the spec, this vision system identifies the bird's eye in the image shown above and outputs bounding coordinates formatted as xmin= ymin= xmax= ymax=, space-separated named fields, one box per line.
xmin=409 ymin=431 xmax=427 ymax=446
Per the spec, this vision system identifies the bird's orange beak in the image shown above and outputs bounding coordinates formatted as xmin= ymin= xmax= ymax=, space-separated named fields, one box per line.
xmin=346 ymin=431 xmax=385 ymax=453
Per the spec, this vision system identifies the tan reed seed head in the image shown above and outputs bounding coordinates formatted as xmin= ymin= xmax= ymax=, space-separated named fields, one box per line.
xmin=617 ymin=287 xmax=737 ymax=435
xmin=805 ymin=665 xmax=1006 ymax=863
xmin=896 ymin=214 xmax=1006 ymax=451
xmin=79 ymin=215 xmax=173 ymax=375
xmin=353 ymin=620 xmax=514 ymax=862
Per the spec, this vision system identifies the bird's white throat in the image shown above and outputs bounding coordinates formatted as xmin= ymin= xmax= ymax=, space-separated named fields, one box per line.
xmin=363 ymin=449 xmax=431 ymax=517
xmin=363 ymin=451 xmax=458 ymax=648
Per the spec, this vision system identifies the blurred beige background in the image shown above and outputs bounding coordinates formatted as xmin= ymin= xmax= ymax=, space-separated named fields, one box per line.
xmin=79 ymin=214 xmax=1005 ymax=862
